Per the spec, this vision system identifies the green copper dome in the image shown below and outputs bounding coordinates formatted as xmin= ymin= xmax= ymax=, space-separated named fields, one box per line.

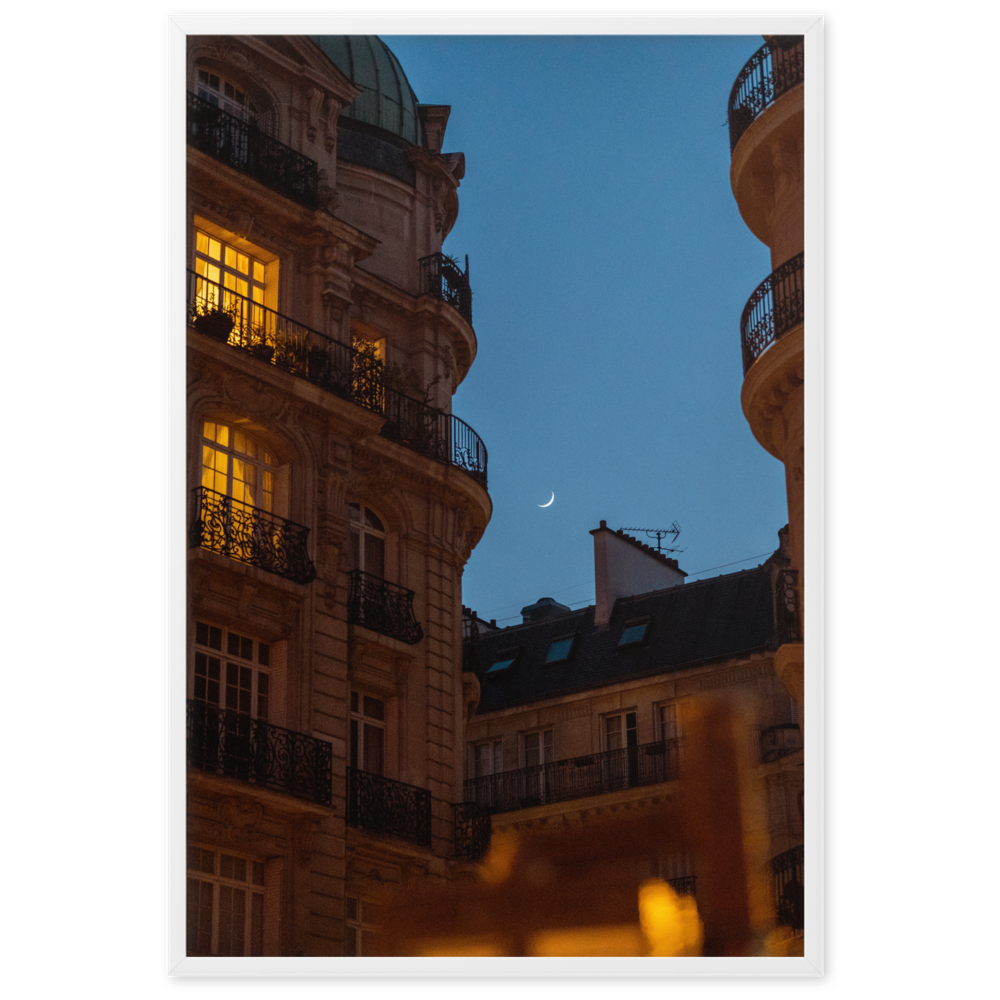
xmin=311 ymin=35 xmax=423 ymax=146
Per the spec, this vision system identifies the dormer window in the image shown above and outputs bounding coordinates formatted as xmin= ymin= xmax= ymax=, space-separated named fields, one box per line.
xmin=618 ymin=620 xmax=650 ymax=647
xmin=544 ymin=634 xmax=575 ymax=664
xmin=487 ymin=649 xmax=518 ymax=674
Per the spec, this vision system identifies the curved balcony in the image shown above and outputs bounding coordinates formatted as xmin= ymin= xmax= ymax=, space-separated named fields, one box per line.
xmin=187 ymin=91 xmax=318 ymax=208
xmin=190 ymin=486 xmax=316 ymax=585
xmin=727 ymin=37 xmax=804 ymax=155
xmin=187 ymin=700 xmax=333 ymax=805
xmin=741 ymin=252 xmax=804 ymax=375
xmin=419 ymin=252 xmax=472 ymax=325
xmin=464 ymin=738 xmax=681 ymax=814
xmin=346 ymin=767 xmax=431 ymax=847
xmin=347 ymin=569 xmax=424 ymax=645
xmin=188 ymin=270 xmax=384 ymax=413
xmin=381 ymin=387 xmax=488 ymax=490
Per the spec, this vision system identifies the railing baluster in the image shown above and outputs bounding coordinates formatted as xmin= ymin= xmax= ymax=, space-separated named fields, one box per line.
xmin=727 ymin=37 xmax=804 ymax=154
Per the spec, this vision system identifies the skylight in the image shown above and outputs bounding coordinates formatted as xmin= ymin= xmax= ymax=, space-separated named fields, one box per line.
xmin=619 ymin=622 xmax=649 ymax=646
xmin=544 ymin=636 xmax=575 ymax=663
xmin=488 ymin=650 xmax=517 ymax=673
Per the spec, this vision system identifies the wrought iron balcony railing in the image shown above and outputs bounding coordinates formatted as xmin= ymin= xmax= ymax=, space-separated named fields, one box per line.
xmin=760 ymin=723 xmax=803 ymax=763
xmin=347 ymin=569 xmax=424 ymax=645
xmin=463 ymin=739 xmax=681 ymax=814
xmin=346 ymin=767 xmax=432 ymax=847
xmin=187 ymin=700 xmax=333 ymax=806
xmin=771 ymin=844 xmax=804 ymax=931
xmin=381 ymin=387 xmax=488 ymax=489
xmin=187 ymin=269 xmax=384 ymax=413
xmin=741 ymin=252 xmax=804 ymax=375
xmin=774 ymin=567 xmax=803 ymax=645
xmin=727 ymin=37 xmax=805 ymax=154
xmin=453 ymin=801 xmax=492 ymax=861
xmin=187 ymin=91 xmax=319 ymax=208
xmin=190 ymin=486 xmax=317 ymax=585
xmin=668 ymin=875 xmax=697 ymax=898
xmin=419 ymin=252 xmax=472 ymax=324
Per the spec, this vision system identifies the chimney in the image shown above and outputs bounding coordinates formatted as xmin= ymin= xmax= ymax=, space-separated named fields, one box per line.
xmin=520 ymin=596 xmax=572 ymax=624
xmin=590 ymin=520 xmax=687 ymax=627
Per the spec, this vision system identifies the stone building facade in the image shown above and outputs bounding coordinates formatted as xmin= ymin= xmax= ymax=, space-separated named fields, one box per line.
xmin=184 ymin=34 xmax=491 ymax=957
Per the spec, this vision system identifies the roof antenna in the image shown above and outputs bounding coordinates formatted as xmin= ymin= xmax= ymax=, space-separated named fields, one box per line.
xmin=619 ymin=521 xmax=683 ymax=554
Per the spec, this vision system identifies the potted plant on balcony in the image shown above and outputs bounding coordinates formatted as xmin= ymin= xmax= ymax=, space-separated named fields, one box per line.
xmin=307 ymin=344 xmax=330 ymax=383
xmin=192 ymin=301 xmax=237 ymax=342
xmin=249 ymin=331 xmax=274 ymax=363
xmin=274 ymin=334 xmax=305 ymax=373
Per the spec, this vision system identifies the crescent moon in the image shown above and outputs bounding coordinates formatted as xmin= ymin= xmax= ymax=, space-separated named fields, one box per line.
xmin=538 ymin=492 xmax=555 ymax=508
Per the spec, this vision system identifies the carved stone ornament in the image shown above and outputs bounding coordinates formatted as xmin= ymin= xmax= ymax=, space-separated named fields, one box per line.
xmin=291 ymin=816 xmax=320 ymax=863
xmin=304 ymin=85 xmax=325 ymax=142
xmin=316 ymin=169 xmax=340 ymax=214
xmin=218 ymin=795 xmax=264 ymax=848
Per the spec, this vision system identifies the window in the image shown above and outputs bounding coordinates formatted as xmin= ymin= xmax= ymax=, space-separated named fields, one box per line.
xmin=194 ymin=227 xmax=267 ymax=335
xmin=196 ymin=68 xmax=273 ymax=134
xmin=544 ymin=634 xmax=575 ymax=664
xmin=201 ymin=421 xmax=277 ymax=513
xmin=348 ymin=503 xmax=386 ymax=578
xmin=192 ymin=620 xmax=270 ymax=721
xmin=187 ymin=846 xmax=265 ymax=956
xmin=523 ymin=729 xmax=553 ymax=767
xmin=344 ymin=895 xmax=381 ymax=956
xmin=605 ymin=711 xmax=638 ymax=751
xmin=618 ymin=620 xmax=649 ymax=647
xmin=656 ymin=703 xmax=679 ymax=741
xmin=487 ymin=649 xmax=518 ymax=674
xmin=472 ymin=739 xmax=503 ymax=777
xmin=350 ymin=691 xmax=385 ymax=775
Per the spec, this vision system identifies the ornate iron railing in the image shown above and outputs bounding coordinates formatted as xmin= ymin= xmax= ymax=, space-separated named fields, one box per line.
xmin=741 ymin=252 xmax=804 ymax=375
xmin=187 ymin=270 xmax=384 ymax=413
xmin=771 ymin=844 xmax=804 ymax=930
xmin=187 ymin=700 xmax=333 ymax=806
xmin=187 ymin=91 xmax=319 ymax=208
xmin=668 ymin=875 xmax=697 ymax=898
xmin=419 ymin=252 xmax=472 ymax=324
xmin=453 ymin=801 xmax=492 ymax=860
xmin=347 ymin=569 xmax=424 ymax=645
xmin=774 ymin=567 xmax=803 ymax=644
xmin=381 ymin=387 xmax=488 ymax=489
xmin=346 ymin=767 xmax=432 ymax=847
xmin=190 ymin=486 xmax=316 ymax=585
xmin=463 ymin=739 xmax=681 ymax=814
xmin=727 ymin=37 xmax=804 ymax=154
xmin=760 ymin=723 xmax=803 ymax=763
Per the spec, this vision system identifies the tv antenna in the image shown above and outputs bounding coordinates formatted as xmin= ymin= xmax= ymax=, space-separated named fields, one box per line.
xmin=619 ymin=521 xmax=683 ymax=554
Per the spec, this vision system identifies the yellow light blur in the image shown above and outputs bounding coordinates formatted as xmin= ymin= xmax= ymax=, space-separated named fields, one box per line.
xmin=530 ymin=924 xmax=646 ymax=957
xmin=479 ymin=831 xmax=517 ymax=885
xmin=415 ymin=938 xmax=505 ymax=957
xmin=638 ymin=879 xmax=704 ymax=957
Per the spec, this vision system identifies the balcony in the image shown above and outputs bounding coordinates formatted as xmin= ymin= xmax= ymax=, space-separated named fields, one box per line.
xmin=774 ymin=567 xmax=803 ymax=645
xmin=346 ymin=767 xmax=431 ymax=847
xmin=759 ymin=723 xmax=803 ymax=763
xmin=347 ymin=569 xmax=424 ymax=645
xmin=381 ymin=387 xmax=488 ymax=490
xmin=187 ymin=701 xmax=333 ymax=806
xmin=453 ymin=801 xmax=492 ymax=861
xmin=187 ymin=269 xmax=384 ymax=413
xmin=463 ymin=739 xmax=681 ymax=814
xmin=419 ymin=252 xmax=472 ymax=324
xmin=727 ymin=37 xmax=805 ymax=155
xmin=190 ymin=486 xmax=316 ymax=585
xmin=187 ymin=92 xmax=318 ymax=209
xmin=741 ymin=252 xmax=804 ymax=375
xmin=771 ymin=844 xmax=804 ymax=931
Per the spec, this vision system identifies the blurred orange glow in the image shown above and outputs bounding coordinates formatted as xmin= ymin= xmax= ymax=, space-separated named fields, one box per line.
xmin=638 ymin=879 xmax=704 ymax=957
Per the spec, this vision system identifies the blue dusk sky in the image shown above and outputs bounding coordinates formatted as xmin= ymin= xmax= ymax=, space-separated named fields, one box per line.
xmin=383 ymin=33 xmax=786 ymax=626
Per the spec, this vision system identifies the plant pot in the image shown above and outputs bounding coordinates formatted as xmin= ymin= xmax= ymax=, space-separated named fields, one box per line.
xmin=250 ymin=343 xmax=275 ymax=362
xmin=194 ymin=312 xmax=234 ymax=341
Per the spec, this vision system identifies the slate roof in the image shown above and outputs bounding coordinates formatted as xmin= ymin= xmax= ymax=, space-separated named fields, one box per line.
xmin=470 ymin=562 xmax=779 ymax=714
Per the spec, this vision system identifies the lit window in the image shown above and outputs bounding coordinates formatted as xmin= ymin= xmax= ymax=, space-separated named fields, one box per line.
xmin=348 ymin=503 xmax=386 ymax=578
xmin=619 ymin=621 xmax=649 ymax=646
xmin=202 ymin=421 xmax=276 ymax=513
xmin=350 ymin=691 xmax=385 ymax=776
xmin=187 ymin=846 xmax=265 ymax=956
xmin=194 ymin=227 xmax=267 ymax=337
xmin=192 ymin=620 xmax=271 ymax=720
xmin=344 ymin=896 xmax=380 ymax=956
xmin=487 ymin=649 xmax=518 ymax=674
xmin=544 ymin=635 xmax=575 ymax=663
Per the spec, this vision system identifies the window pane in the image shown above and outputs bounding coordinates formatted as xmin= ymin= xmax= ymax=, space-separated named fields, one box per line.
xmin=545 ymin=637 xmax=573 ymax=663
xmin=258 ymin=642 xmax=270 ymax=667
xmin=364 ymin=724 xmax=384 ymax=775
xmin=209 ymin=626 xmax=222 ymax=650
xmin=196 ymin=621 xmax=209 ymax=645
xmin=254 ymin=261 xmax=265 ymax=282
xmin=606 ymin=716 xmax=622 ymax=751
xmin=363 ymin=696 xmax=385 ymax=721
xmin=619 ymin=623 xmax=648 ymax=646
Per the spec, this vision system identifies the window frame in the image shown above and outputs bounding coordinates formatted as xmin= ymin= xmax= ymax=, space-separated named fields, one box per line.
xmin=350 ymin=690 xmax=386 ymax=776
xmin=618 ymin=618 xmax=651 ymax=648
xmin=655 ymin=702 xmax=680 ymax=742
xmin=347 ymin=502 xmax=387 ymax=580
xmin=343 ymin=894 xmax=381 ymax=956
xmin=603 ymin=709 xmax=638 ymax=751
xmin=543 ymin=633 xmax=576 ymax=665
xmin=191 ymin=619 xmax=272 ymax=722
xmin=471 ymin=738 xmax=504 ymax=778
xmin=521 ymin=728 xmax=554 ymax=768
xmin=187 ymin=845 xmax=266 ymax=957
xmin=486 ymin=647 xmax=519 ymax=675
xmin=201 ymin=420 xmax=279 ymax=515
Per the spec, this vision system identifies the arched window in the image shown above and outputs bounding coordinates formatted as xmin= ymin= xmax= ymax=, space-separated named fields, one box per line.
xmin=202 ymin=421 xmax=276 ymax=513
xmin=195 ymin=67 xmax=274 ymax=135
xmin=348 ymin=503 xmax=385 ymax=578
